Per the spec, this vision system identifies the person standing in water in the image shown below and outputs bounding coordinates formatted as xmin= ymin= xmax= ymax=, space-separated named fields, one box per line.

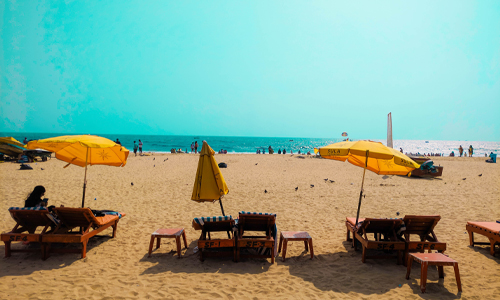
xmin=133 ymin=141 xmax=138 ymax=156
xmin=459 ymin=145 xmax=463 ymax=157
xmin=194 ymin=141 xmax=198 ymax=153
xmin=139 ymin=140 xmax=143 ymax=154
xmin=469 ymin=145 xmax=473 ymax=157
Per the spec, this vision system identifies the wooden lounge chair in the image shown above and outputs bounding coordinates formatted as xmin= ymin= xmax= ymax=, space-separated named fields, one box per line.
xmin=466 ymin=221 xmax=500 ymax=256
xmin=41 ymin=207 xmax=125 ymax=260
xmin=348 ymin=217 xmax=405 ymax=264
xmin=402 ymin=215 xmax=446 ymax=265
xmin=192 ymin=216 xmax=236 ymax=261
xmin=1 ymin=207 xmax=55 ymax=258
xmin=345 ymin=217 xmax=365 ymax=247
xmin=236 ymin=211 xmax=276 ymax=263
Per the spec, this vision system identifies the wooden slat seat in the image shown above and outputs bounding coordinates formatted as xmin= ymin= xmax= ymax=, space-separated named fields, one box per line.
xmin=236 ymin=212 xmax=276 ymax=263
xmin=193 ymin=216 xmax=236 ymax=261
xmin=1 ymin=207 xmax=54 ymax=258
xmin=402 ymin=215 xmax=446 ymax=265
xmin=466 ymin=221 xmax=500 ymax=256
xmin=351 ymin=218 xmax=405 ymax=264
xmin=41 ymin=207 xmax=125 ymax=260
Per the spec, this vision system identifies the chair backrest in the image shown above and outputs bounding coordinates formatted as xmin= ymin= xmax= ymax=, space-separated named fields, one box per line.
xmin=359 ymin=218 xmax=402 ymax=234
xmin=403 ymin=215 xmax=440 ymax=236
xmin=238 ymin=212 xmax=276 ymax=233
xmin=8 ymin=207 xmax=53 ymax=228
xmin=193 ymin=216 xmax=234 ymax=232
xmin=53 ymin=207 xmax=99 ymax=228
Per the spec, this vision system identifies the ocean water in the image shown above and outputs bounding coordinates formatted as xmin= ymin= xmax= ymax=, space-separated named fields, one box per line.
xmin=2 ymin=132 xmax=499 ymax=157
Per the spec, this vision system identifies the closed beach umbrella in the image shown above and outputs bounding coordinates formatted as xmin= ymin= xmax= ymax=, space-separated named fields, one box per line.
xmin=27 ymin=135 xmax=129 ymax=207
xmin=191 ymin=140 xmax=229 ymax=216
xmin=315 ymin=140 xmax=419 ymax=225
xmin=0 ymin=137 xmax=26 ymax=157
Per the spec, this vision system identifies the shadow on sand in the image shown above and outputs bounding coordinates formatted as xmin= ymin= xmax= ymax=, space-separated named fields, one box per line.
xmin=0 ymin=235 xmax=114 ymax=276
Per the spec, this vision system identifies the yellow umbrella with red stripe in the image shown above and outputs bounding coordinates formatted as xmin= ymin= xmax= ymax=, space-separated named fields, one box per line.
xmin=315 ymin=140 xmax=419 ymax=224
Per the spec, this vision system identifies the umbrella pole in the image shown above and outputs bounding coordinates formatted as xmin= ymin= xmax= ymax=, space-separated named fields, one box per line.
xmin=81 ymin=148 xmax=89 ymax=208
xmin=219 ymin=198 xmax=231 ymax=239
xmin=355 ymin=150 xmax=369 ymax=225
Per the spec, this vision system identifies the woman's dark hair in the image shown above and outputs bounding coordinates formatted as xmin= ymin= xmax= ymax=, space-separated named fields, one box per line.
xmin=25 ymin=185 xmax=46 ymax=208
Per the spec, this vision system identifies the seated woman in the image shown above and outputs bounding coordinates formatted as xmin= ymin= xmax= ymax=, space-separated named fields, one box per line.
xmin=25 ymin=185 xmax=48 ymax=208
xmin=486 ymin=152 xmax=497 ymax=163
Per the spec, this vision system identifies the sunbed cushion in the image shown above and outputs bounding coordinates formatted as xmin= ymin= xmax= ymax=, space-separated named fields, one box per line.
xmin=239 ymin=211 xmax=276 ymax=217
xmin=346 ymin=217 xmax=366 ymax=226
xmin=193 ymin=215 xmax=233 ymax=226
xmin=9 ymin=207 xmax=48 ymax=211
xmin=93 ymin=214 xmax=120 ymax=226
xmin=467 ymin=221 xmax=500 ymax=235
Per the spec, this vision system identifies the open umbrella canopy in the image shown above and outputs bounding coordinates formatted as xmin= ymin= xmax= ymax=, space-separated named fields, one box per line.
xmin=316 ymin=140 xmax=419 ymax=175
xmin=316 ymin=140 xmax=420 ymax=225
xmin=192 ymin=141 xmax=229 ymax=203
xmin=27 ymin=135 xmax=129 ymax=207
xmin=27 ymin=135 xmax=128 ymax=167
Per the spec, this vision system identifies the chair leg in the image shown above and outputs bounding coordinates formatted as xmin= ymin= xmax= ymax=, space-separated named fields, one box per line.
xmin=278 ymin=233 xmax=283 ymax=253
xmin=420 ymin=262 xmax=428 ymax=293
xmin=182 ymin=231 xmax=188 ymax=248
xmin=346 ymin=228 xmax=351 ymax=241
xmin=148 ymin=235 xmax=155 ymax=257
xmin=81 ymin=240 xmax=88 ymax=259
xmin=489 ymin=238 xmax=496 ymax=256
xmin=175 ymin=236 xmax=181 ymax=258
xmin=4 ymin=241 xmax=11 ymax=258
xmin=309 ymin=239 xmax=314 ymax=259
xmin=282 ymin=239 xmax=288 ymax=262
xmin=44 ymin=243 xmax=51 ymax=260
xmin=271 ymin=243 xmax=275 ymax=264
xmin=438 ymin=265 xmax=444 ymax=278
xmin=468 ymin=230 xmax=474 ymax=246
xmin=156 ymin=237 xmax=161 ymax=249
xmin=304 ymin=240 xmax=309 ymax=252
xmin=453 ymin=263 xmax=462 ymax=292
xmin=405 ymin=256 xmax=413 ymax=279
xmin=361 ymin=246 xmax=367 ymax=263
xmin=112 ymin=221 xmax=117 ymax=238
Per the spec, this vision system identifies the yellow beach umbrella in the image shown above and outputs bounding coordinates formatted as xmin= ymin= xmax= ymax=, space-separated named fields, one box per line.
xmin=0 ymin=137 xmax=26 ymax=157
xmin=192 ymin=140 xmax=229 ymax=215
xmin=27 ymin=135 xmax=129 ymax=207
xmin=315 ymin=140 xmax=419 ymax=224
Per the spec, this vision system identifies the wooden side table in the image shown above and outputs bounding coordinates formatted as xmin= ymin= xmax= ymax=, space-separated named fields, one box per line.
xmin=148 ymin=228 xmax=188 ymax=258
xmin=278 ymin=231 xmax=314 ymax=262
xmin=406 ymin=253 xmax=462 ymax=293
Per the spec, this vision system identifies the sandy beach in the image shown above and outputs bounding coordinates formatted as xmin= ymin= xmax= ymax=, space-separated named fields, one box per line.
xmin=0 ymin=154 xmax=498 ymax=299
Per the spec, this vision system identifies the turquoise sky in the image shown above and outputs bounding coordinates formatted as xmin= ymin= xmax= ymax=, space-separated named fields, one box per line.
xmin=1 ymin=1 xmax=499 ymax=141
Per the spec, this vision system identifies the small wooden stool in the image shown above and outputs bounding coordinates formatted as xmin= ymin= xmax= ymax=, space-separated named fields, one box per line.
xmin=406 ymin=253 xmax=462 ymax=293
xmin=148 ymin=228 xmax=188 ymax=258
xmin=278 ymin=231 xmax=314 ymax=262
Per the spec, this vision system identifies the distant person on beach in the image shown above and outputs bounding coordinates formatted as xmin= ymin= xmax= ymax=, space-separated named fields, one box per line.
xmin=298 ymin=150 xmax=301 ymax=154
xmin=195 ymin=141 xmax=198 ymax=153
xmin=283 ymin=149 xmax=286 ymax=154
xmin=191 ymin=143 xmax=194 ymax=153
xmin=133 ymin=141 xmax=138 ymax=156
xmin=450 ymin=151 xmax=455 ymax=157
xmin=459 ymin=145 xmax=463 ymax=157
xmin=400 ymin=148 xmax=403 ymax=153
xmin=139 ymin=140 xmax=143 ymax=154
xmin=23 ymin=137 xmax=28 ymax=144
xmin=116 ymin=139 xmax=121 ymax=145
xmin=469 ymin=145 xmax=473 ymax=157
xmin=262 ymin=149 xmax=265 ymax=154
xmin=486 ymin=152 xmax=496 ymax=163
xmin=278 ymin=149 xmax=281 ymax=154
xmin=25 ymin=185 xmax=47 ymax=208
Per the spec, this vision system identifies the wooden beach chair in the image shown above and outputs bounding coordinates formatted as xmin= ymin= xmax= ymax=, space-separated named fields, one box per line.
xmin=466 ymin=221 xmax=500 ymax=256
xmin=41 ymin=207 xmax=125 ymax=260
xmin=236 ymin=212 xmax=276 ymax=263
xmin=1 ymin=207 xmax=55 ymax=258
xmin=350 ymin=218 xmax=405 ymax=264
xmin=402 ymin=215 xmax=446 ymax=265
xmin=192 ymin=216 xmax=236 ymax=261
xmin=345 ymin=217 xmax=365 ymax=247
